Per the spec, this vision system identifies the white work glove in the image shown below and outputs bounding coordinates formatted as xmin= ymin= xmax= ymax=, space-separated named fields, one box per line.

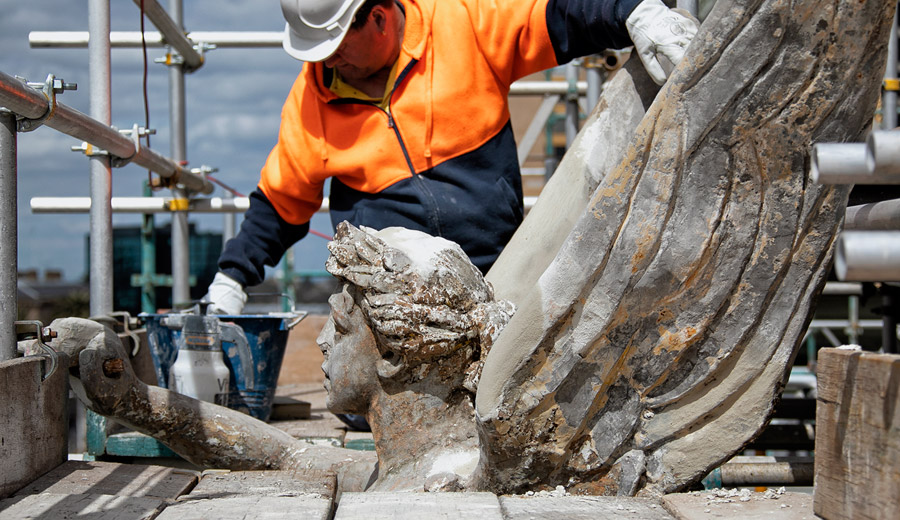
xmin=205 ymin=272 xmax=247 ymax=315
xmin=626 ymin=0 xmax=699 ymax=85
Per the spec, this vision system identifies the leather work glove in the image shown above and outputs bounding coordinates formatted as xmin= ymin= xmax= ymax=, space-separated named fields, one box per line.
xmin=626 ymin=0 xmax=700 ymax=85
xmin=205 ymin=272 xmax=247 ymax=315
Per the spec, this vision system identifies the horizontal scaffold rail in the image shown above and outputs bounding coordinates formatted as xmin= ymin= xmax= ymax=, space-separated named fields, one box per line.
xmin=0 ymin=70 xmax=213 ymax=194
xmin=30 ymin=195 xmax=539 ymax=214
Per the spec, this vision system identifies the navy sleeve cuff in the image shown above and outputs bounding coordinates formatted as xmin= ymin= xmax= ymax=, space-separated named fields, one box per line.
xmin=545 ymin=0 xmax=643 ymax=64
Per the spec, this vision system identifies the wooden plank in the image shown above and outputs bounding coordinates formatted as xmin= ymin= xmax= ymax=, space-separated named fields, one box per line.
xmin=334 ymin=492 xmax=503 ymax=520
xmin=14 ymin=460 xmax=198 ymax=499
xmin=663 ymin=490 xmax=813 ymax=519
xmin=814 ymin=348 xmax=900 ymax=520
xmin=0 ymin=492 xmax=165 ymax=520
xmin=156 ymin=495 xmax=332 ymax=520
xmin=0 ymin=357 xmax=69 ymax=498
xmin=186 ymin=469 xmax=336 ymax=499
xmin=500 ymin=495 xmax=674 ymax=519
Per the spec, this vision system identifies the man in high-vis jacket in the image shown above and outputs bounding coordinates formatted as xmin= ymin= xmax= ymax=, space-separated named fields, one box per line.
xmin=207 ymin=0 xmax=698 ymax=315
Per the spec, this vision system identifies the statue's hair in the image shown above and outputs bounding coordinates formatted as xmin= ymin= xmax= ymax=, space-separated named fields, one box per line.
xmin=325 ymin=222 xmax=515 ymax=387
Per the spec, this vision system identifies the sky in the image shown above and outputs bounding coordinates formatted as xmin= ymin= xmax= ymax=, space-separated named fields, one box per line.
xmin=0 ymin=0 xmax=335 ymax=282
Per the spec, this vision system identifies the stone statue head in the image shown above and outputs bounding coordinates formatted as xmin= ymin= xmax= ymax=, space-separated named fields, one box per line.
xmin=318 ymin=222 xmax=515 ymax=414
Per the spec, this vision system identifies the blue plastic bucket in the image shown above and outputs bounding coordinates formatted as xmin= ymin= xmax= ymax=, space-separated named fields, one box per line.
xmin=140 ymin=312 xmax=305 ymax=422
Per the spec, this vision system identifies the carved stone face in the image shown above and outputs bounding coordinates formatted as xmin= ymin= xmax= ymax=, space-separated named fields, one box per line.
xmin=316 ymin=285 xmax=380 ymax=414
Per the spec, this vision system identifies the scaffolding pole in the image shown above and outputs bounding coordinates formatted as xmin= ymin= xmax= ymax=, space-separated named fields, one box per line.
xmin=0 ymin=71 xmax=213 ymax=194
xmin=167 ymin=0 xmax=191 ymax=306
xmin=88 ymin=0 xmax=113 ymax=316
xmin=30 ymin=31 xmax=284 ymax=48
xmin=0 ymin=111 xmax=17 ymax=361
xmin=131 ymin=0 xmax=203 ymax=70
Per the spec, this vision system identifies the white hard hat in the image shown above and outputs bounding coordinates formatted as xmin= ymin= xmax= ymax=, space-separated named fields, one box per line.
xmin=280 ymin=0 xmax=368 ymax=62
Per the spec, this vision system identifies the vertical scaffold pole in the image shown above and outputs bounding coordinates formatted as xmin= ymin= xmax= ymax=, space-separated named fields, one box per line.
xmin=88 ymin=0 xmax=114 ymax=316
xmin=0 ymin=110 xmax=17 ymax=361
xmin=884 ymin=9 xmax=898 ymax=130
xmin=169 ymin=0 xmax=191 ymax=307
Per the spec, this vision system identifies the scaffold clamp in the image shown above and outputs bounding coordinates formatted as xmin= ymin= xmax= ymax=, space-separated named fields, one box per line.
xmin=884 ymin=78 xmax=900 ymax=91
xmin=17 ymin=74 xmax=76 ymax=133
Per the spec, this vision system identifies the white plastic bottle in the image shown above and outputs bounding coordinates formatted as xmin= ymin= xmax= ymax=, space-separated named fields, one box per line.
xmin=169 ymin=348 xmax=230 ymax=405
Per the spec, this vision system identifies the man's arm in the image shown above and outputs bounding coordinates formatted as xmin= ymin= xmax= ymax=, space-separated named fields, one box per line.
xmin=217 ymin=189 xmax=310 ymax=288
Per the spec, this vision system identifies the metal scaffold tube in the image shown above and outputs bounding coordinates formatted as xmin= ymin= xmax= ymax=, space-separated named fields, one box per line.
xmin=835 ymin=231 xmax=900 ymax=282
xmin=132 ymin=0 xmax=203 ymax=71
xmin=0 ymin=111 xmax=17 ymax=361
xmin=30 ymin=31 xmax=284 ymax=48
xmin=89 ymin=0 xmax=114 ymax=316
xmin=0 ymin=70 xmax=212 ymax=194
xmin=168 ymin=0 xmax=191 ymax=306
xmin=845 ymin=198 xmax=900 ymax=230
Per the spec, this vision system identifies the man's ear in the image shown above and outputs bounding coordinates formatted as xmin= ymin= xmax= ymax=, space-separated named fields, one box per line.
xmin=371 ymin=6 xmax=388 ymax=33
xmin=376 ymin=349 xmax=404 ymax=378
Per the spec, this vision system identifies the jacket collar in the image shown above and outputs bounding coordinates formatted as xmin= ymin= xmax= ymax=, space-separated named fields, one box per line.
xmin=304 ymin=0 xmax=433 ymax=103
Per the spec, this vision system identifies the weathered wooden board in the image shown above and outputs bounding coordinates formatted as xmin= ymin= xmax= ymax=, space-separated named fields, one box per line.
xmin=0 ymin=492 xmax=165 ymax=520
xmin=186 ymin=469 xmax=335 ymax=499
xmin=814 ymin=348 xmax=900 ymax=520
xmin=0 ymin=356 xmax=69 ymax=498
xmin=499 ymin=495 xmax=673 ymax=519
xmin=663 ymin=490 xmax=814 ymax=520
xmin=334 ymin=492 xmax=503 ymax=519
xmin=156 ymin=495 xmax=332 ymax=520
xmin=270 ymin=396 xmax=312 ymax=420
xmin=14 ymin=460 xmax=198 ymax=499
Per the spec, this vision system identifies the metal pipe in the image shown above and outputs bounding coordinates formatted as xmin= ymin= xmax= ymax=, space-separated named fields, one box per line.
xmin=884 ymin=9 xmax=898 ymax=130
xmin=29 ymin=195 xmax=550 ymax=214
xmin=866 ymin=131 xmax=900 ymax=177
xmin=844 ymin=198 xmax=900 ymax=230
xmin=835 ymin=231 xmax=900 ymax=281
xmin=586 ymin=67 xmax=603 ymax=114
xmin=509 ymin=81 xmax=588 ymax=96
xmin=564 ymin=64 xmax=579 ymax=148
xmin=131 ymin=0 xmax=203 ymax=71
xmin=223 ymin=191 xmax=236 ymax=244
xmin=31 ymin=196 xmax=252 ymax=213
xmin=0 ymin=71 xmax=212 ymax=194
xmin=0 ymin=111 xmax=17 ymax=361
xmin=168 ymin=0 xmax=190 ymax=306
xmin=141 ymin=184 xmax=156 ymax=313
xmin=810 ymin=142 xmax=869 ymax=184
xmin=89 ymin=0 xmax=113 ymax=316
xmin=30 ymin=31 xmax=284 ymax=48
xmin=719 ymin=459 xmax=814 ymax=486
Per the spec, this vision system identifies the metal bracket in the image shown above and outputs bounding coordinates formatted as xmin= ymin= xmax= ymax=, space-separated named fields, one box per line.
xmin=15 ymin=320 xmax=59 ymax=382
xmin=110 ymin=124 xmax=155 ymax=167
xmin=884 ymin=78 xmax=900 ymax=92
xmin=16 ymin=74 xmax=77 ymax=133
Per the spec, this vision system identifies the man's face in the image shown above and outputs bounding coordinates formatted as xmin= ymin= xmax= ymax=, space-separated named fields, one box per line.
xmin=316 ymin=285 xmax=380 ymax=414
xmin=322 ymin=7 xmax=395 ymax=82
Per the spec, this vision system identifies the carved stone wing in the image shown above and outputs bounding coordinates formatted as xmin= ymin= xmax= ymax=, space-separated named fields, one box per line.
xmin=476 ymin=0 xmax=895 ymax=495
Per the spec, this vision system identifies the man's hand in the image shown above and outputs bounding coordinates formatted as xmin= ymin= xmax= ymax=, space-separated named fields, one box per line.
xmin=626 ymin=0 xmax=699 ymax=85
xmin=206 ymin=272 xmax=247 ymax=315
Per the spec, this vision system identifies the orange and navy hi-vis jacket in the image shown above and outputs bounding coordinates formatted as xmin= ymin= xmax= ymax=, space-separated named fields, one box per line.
xmin=220 ymin=0 xmax=641 ymax=286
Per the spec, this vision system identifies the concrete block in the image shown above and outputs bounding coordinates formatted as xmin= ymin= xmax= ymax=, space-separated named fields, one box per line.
xmin=0 ymin=356 xmax=69 ymax=498
xmin=156 ymin=495 xmax=332 ymax=520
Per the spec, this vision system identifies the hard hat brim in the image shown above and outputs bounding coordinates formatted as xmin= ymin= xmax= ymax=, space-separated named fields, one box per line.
xmin=282 ymin=22 xmax=345 ymax=62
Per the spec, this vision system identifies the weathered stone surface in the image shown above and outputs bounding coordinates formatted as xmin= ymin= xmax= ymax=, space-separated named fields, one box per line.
xmin=0 ymin=355 xmax=69 ymax=499
xmin=487 ymin=62 xmax=653 ymax=306
xmin=662 ymin=489 xmax=814 ymax=520
xmin=157 ymin=495 xmax=332 ymax=520
xmin=475 ymin=0 xmax=894 ymax=495
xmin=49 ymin=317 xmax=376 ymax=475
